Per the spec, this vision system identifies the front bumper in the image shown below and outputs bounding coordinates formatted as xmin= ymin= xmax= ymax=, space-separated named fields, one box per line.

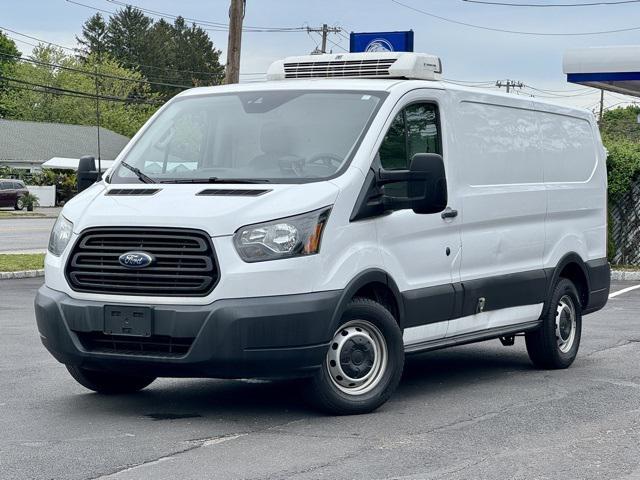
xmin=35 ymin=286 xmax=341 ymax=379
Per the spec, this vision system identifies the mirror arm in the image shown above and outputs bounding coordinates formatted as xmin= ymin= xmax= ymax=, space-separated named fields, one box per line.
xmin=376 ymin=169 xmax=428 ymax=185
xmin=382 ymin=196 xmax=413 ymax=211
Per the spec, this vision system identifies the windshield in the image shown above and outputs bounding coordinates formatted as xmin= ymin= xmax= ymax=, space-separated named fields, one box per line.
xmin=110 ymin=90 xmax=386 ymax=184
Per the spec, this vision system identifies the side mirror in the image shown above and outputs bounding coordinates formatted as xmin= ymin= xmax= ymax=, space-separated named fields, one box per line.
xmin=77 ymin=155 xmax=99 ymax=193
xmin=408 ymin=153 xmax=448 ymax=214
xmin=377 ymin=153 xmax=447 ymax=214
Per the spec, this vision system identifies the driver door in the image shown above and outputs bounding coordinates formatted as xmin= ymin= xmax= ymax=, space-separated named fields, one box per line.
xmin=375 ymin=91 xmax=461 ymax=345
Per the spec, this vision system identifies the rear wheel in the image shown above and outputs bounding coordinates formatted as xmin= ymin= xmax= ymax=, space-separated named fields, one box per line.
xmin=14 ymin=197 xmax=24 ymax=211
xmin=308 ymin=297 xmax=404 ymax=415
xmin=525 ymin=278 xmax=582 ymax=369
xmin=66 ymin=365 xmax=156 ymax=394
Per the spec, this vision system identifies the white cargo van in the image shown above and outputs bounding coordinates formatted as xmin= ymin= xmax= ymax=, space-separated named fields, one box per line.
xmin=35 ymin=52 xmax=610 ymax=414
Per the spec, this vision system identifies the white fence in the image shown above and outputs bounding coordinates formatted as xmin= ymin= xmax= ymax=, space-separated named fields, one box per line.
xmin=27 ymin=185 xmax=56 ymax=207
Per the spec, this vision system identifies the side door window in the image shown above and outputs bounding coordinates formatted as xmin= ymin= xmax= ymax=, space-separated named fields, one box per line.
xmin=378 ymin=103 xmax=442 ymax=196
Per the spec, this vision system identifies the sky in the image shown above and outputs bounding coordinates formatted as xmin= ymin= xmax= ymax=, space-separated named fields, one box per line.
xmin=2 ymin=0 xmax=640 ymax=112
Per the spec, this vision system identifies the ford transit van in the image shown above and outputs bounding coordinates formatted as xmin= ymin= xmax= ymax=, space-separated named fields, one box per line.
xmin=35 ymin=52 xmax=610 ymax=414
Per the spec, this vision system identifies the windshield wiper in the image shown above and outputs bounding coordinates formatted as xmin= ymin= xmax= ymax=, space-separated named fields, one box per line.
xmin=119 ymin=161 xmax=157 ymax=184
xmin=159 ymin=177 xmax=271 ymax=184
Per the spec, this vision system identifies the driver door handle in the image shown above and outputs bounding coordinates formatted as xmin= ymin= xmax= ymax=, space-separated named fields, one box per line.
xmin=441 ymin=207 xmax=458 ymax=219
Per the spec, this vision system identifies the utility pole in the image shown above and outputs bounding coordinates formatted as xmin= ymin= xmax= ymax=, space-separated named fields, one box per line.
xmin=496 ymin=79 xmax=524 ymax=94
xmin=225 ymin=0 xmax=245 ymax=84
xmin=599 ymin=89 xmax=605 ymax=123
xmin=306 ymin=24 xmax=342 ymax=54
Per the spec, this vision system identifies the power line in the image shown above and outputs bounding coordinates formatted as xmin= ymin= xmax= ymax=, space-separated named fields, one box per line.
xmin=462 ymin=0 xmax=640 ymax=6
xmin=391 ymin=0 xmax=640 ymax=35
xmin=0 ymin=25 xmax=224 ymax=78
xmin=105 ymin=0 xmax=307 ymax=32
xmin=0 ymin=74 xmax=163 ymax=105
xmin=0 ymin=51 xmax=194 ymax=90
xmin=66 ymin=0 xmax=306 ymax=33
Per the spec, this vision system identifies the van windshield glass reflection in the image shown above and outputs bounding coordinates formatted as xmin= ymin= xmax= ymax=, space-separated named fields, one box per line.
xmin=110 ymin=90 xmax=385 ymax=184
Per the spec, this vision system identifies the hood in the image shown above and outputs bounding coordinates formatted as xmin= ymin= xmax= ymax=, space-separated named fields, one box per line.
xmin=62 ymin=182 xmax=340 ymax=237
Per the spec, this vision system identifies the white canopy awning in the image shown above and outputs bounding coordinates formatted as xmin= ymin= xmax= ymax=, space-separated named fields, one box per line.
xmin=564 ymin=46 xmax=640 ymax=97
xmin=42 ymin=157 xmax=114 ymax=171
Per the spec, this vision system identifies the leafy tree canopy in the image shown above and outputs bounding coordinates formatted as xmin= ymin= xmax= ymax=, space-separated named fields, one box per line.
xmin=601 ymin=106 xmax=640 ymax=201
xmin=77 ymin=7 xmax=224 ymax=97
xmin=0 ymin=45 xmax=159 ymax=137
xmin=0 ymin=30 xmax=21 ymax=116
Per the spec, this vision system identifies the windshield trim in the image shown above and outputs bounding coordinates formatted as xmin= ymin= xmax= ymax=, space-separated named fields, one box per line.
xmin=109 ymin=89 xmax=389 ymax=185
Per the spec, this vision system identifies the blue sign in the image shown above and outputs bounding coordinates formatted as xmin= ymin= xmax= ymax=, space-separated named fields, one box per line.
xmin=350 ymin=31 xmax=414 ymax=53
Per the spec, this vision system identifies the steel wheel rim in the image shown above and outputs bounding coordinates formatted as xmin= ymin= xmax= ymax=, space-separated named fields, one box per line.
xmin=555 ymin=294 xmax=577 ymax=353
xmin=326 ymin=320 xmax=388 ymax=396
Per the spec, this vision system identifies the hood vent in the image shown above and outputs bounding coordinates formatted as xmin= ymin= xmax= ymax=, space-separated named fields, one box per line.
xmin=197 ymin=189 xmax=271 ymax=197
xmin=106 ymin=188 xmax=161 ymax=196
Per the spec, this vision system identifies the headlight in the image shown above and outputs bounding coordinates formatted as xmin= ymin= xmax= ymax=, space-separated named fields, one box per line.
xmin=233 ymin=207 xmax=331 ymax=262
xmin=48 ymin=215 xmax=74 ymax=257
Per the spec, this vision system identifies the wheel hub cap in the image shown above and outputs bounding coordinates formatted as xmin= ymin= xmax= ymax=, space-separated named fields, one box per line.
xmin=555 ymin=295 xmax=577 ymax=353
xmin=326 ymin=320 xmax=388 ymax=396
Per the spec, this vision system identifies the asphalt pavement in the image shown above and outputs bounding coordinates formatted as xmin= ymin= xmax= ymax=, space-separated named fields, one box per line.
xmin=1 ymin=277 xmax=640 ymax=480
xmin=0 ymin=217 xmax=56 ymax=253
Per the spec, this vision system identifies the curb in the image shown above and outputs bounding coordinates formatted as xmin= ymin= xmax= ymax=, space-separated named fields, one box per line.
xmin=611 ymin=270 xmax=640 ymax=281
xmin=0 ymin=269 xmax=45 ymax=280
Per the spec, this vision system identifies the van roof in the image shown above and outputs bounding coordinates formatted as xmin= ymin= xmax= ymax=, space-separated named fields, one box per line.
xmin=178 ymin=78 xmax=594 ymax=118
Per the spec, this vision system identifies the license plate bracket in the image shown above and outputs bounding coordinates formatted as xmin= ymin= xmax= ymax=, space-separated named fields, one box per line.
xmin=104 ymin=305 xmax=152 ymax=337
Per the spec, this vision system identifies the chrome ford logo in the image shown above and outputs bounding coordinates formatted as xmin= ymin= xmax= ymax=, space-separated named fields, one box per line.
xmin=118 ymin=251 xmax=154 ymax=269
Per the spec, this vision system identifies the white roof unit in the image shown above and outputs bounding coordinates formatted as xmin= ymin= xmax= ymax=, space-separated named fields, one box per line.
xmin=266 ymin=52 xmax=443 ymax=81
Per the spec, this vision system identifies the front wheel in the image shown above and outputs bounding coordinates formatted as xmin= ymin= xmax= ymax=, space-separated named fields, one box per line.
xmin=14 ymin=197 xmax=24 ymax=211
xmin=307 ymin=297 xmax=404 ymax=415
xmin=525 ymin=278 xmax=582 ymax=369
xmin=66 ymin=365 xmax=156 ymax=394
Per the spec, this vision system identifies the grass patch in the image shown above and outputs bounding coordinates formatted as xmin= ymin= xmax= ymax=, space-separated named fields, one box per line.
xmin=612 ymin=265 xmax=640 ymax=271
xmin=0 ymin=254 xmax=45 ymax=272
xmin=0 ymin=211 xmax=45 ymax=218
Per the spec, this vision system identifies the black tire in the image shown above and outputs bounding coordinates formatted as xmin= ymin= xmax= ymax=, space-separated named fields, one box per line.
xmin=525 ymin=278 xmax=582 ymax=369
xmin=307 ymin=297 xmax=404 ymax=415
xmin=14 ymin=197 xmax=24 ymax=211
xmin=66 ymin=365 xmax=156 ymax=394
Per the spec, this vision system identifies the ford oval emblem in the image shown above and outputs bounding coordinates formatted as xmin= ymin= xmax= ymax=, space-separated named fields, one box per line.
xmin=118 ymin=251 xmax=155 ymax=269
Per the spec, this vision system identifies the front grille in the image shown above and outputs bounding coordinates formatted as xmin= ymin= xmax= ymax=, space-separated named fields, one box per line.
xmin=76 ymin=331 xmax=194 ymax=358
xmin=66 ymin=227 xmax=218 ymax=296
xmin=284 ymin=58 xmax=396 ymax=79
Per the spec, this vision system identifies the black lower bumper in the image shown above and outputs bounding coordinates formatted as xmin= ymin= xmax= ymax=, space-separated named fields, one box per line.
xmin=35 ymin=286 xmax=342 ymax=379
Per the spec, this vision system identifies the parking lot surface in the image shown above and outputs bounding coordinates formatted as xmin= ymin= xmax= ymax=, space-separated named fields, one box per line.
xmin=1 ymin=277 xmax=639 ymax=480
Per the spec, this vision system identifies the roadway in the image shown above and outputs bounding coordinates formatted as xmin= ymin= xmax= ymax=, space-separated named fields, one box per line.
xmin=0 ymin=217 xmax=56 ymax=253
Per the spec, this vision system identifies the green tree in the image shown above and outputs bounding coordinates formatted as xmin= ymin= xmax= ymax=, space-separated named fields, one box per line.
xmin=600 ymin=105 xmax=640 ymax=143
xmin=0 ymin=30 xmax=21 ymax=117
xmin=76 ymin=13 xmax=108 ymax=62
xmin=0 ymin=45 xmax=159 ymax=137
xmin=106 ymin=6 xmax=152 ymax=70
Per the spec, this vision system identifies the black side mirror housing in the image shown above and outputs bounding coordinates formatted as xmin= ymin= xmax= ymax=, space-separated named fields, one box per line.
xmin=408 ymin=153 xmax=448 ymax=214
xmin=77 ymin=155 xmax=99 ymax=193
xmin=377 ymin=153 xmax=447 ymax=214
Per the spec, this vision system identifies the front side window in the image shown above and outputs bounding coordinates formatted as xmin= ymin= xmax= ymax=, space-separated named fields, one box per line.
xmin=378 ymin=103 xmax=442 ymax=196
xmin=110 ymin=90 xmax=386 ymax=184
xmin=379 ymin=103 xmax=441 ymax=170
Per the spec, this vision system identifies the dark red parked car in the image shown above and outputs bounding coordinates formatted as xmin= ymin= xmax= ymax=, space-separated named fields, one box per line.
xmin=0 ymin=179 xmax=28 ymax=210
